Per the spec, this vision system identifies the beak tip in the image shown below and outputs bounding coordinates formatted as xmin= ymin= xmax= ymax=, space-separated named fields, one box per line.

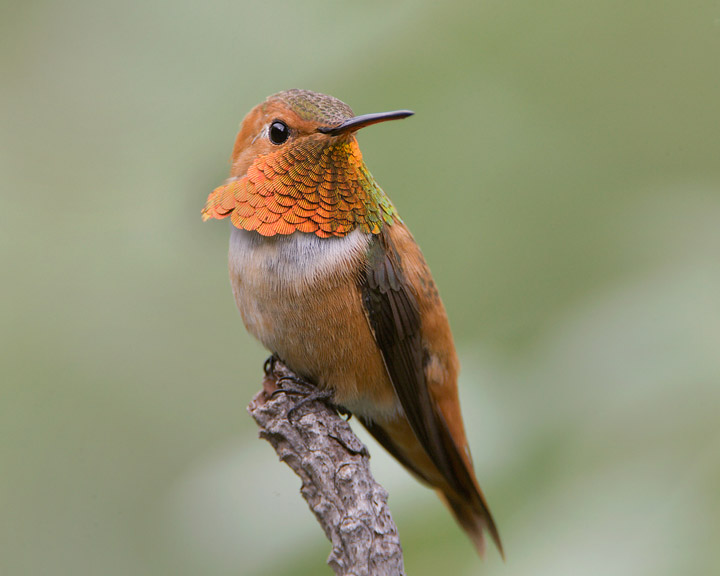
xmin=319 ymin=109 xmax=415 ymax=136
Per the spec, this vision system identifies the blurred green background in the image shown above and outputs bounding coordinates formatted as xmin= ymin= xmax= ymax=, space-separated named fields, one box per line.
xmin=2 ymin=1 xmax=719 ymax=574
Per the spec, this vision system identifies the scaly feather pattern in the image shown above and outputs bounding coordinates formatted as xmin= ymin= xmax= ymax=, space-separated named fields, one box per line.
xmin=202 ymin=136 xmax=398 ymax=238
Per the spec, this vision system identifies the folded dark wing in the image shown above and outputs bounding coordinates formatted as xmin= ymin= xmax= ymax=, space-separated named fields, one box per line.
xmin=360 ymin=227 xmax=463 ymax=492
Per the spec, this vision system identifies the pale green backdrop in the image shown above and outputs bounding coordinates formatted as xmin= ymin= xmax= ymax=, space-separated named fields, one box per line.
xmin=2 ymin=1 xmax=719 ymax=574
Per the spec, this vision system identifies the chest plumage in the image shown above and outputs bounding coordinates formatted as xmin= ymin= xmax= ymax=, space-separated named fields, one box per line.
xmin=228 ymin=226 xmax=398 ymax=417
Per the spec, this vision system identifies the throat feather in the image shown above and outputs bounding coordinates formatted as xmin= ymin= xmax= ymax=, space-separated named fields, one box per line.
xmin=202 ymin=137 xmax=399 ymax=238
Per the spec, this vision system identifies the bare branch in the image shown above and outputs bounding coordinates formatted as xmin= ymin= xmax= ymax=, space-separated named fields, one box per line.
xmin=247 ymin=361 xmax=406 ymax=576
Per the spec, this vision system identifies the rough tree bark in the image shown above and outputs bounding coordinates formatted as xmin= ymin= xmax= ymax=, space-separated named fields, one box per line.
xmin=247 ymin=360 xmax=406 ymax=576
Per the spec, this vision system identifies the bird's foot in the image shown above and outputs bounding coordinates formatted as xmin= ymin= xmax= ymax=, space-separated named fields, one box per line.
xmin=264 ymin=356 xmax=353 ymax=422
xmin=275 ymin=376 xmax=333 ymax=422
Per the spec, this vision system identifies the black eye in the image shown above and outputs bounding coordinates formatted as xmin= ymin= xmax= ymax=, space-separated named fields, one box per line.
xmin=269 ymin=120 xmax=289 ymax=145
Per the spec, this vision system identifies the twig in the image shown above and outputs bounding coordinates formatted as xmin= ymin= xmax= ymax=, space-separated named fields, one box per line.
xmin=247 ymin=361 xmax=406 ymax=576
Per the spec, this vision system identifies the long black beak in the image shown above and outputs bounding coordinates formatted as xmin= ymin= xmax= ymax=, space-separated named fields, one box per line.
xmin=317 ymin=110 xmax=414 ymax=136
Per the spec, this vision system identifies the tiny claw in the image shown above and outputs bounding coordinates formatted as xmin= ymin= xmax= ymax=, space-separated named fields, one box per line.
xmin=263 ymin=355 xmax=279 ymax=376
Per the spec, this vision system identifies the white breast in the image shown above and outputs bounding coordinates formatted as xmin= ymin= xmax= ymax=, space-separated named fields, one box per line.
xmin=229 ymin=227 xmax=370 ymax=294
xmin=227 ymin=226 xmax=371 ymax=351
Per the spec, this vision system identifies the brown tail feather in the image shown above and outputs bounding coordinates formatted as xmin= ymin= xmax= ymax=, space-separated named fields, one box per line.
xmin=433 ymin=408 xmax=504 ymax=558
xmin=440 ymin=489 xmax=505 ymax=560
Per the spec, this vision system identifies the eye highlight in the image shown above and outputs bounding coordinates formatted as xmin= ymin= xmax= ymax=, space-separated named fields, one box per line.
xmin=268 ymin=120 xmax=289 ymax=145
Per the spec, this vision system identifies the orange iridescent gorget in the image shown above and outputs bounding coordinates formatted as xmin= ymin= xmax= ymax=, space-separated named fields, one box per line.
xmin=201 ymin=135 xmax=398 ymax=238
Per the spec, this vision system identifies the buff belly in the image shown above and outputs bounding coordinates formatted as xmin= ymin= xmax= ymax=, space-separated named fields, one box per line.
xmin=228 ymin=227 xmax=399 ymax=420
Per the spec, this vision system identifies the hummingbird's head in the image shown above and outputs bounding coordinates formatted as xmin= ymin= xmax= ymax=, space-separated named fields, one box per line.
xmin=229 ymin=89 xmax=412 ymax=178
xmin=203 ymin=90 xmax=412 ymax=237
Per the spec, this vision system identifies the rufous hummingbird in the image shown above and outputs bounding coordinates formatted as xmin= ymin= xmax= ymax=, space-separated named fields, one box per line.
xmin=202 ymin=89 xmax=502 ymax=557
